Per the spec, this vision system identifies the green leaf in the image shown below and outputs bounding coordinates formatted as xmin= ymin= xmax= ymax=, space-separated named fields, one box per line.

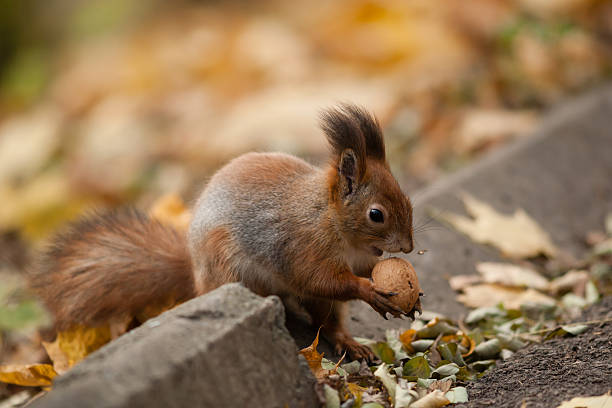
xmin=496 ymin=333 xmax=526 ymax=352
xmin=432 ymin=363 xmax=460 ymax=378
xmin=545 ymin=324 xmax=589 ymax=340
xmin=466 ymin=307 xmax=505 ymax=324
xmin=471 ymin=360 xmax=496 ymax=372
xmin=437 ymin=343 xmax=466 ymax=366
xmin=411 ymin=339 xmax=434 ymax=352
xmin=455 ymin=366 xmax=476 ymax=381
xmin=445 ymin=386 xmax=469 ymax=403
xmin=403 ymin=356 xmax=432 ymax=380
xmin=371 ymin=342 xmax=396 ymax=364
xmin=417 ymin=320 xmax=458 ymax=339
xmin=361 ymin=404 xmax=385 ymax=408
xmin=469 ymin=328 xmax=485 ymax=344
xmin=561 ymin=325 xmax=589 ymax=335
xmin=474 ymin=338 xmax=501 ymax=359
xmin=324 ymin=384 xmax=340 ymax=408
xmin=417 ymin=378 xmax=436 ymax=388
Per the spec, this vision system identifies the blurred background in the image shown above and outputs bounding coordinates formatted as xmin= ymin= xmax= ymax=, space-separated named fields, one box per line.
xmin=0 ymin=0 xmax=611 ymax=243
xmin=0 ymin=0 xmax=611 ymax=393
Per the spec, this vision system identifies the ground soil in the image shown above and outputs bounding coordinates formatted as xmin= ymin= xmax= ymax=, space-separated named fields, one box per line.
xmin=456 ymin=296 xmax=612 ymax=408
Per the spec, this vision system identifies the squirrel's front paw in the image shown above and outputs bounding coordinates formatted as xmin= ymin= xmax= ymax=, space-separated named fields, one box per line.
xmin=358 ymin=278 xmax=403 ymax=319
xmin=330 ymin=329 xmax=376 ymax=362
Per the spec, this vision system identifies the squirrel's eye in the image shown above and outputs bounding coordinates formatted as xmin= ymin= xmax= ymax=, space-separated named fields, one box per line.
xmin=369 ymin=209 xmax=384 ymax=223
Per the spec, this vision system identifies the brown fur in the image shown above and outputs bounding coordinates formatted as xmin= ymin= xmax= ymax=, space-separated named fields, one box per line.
xmin=31 ymin=209 xmax=193 ymax=329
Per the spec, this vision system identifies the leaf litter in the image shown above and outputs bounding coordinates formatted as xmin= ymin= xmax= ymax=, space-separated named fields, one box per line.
xmin=312 ymin=208 xmax=611 ymax=407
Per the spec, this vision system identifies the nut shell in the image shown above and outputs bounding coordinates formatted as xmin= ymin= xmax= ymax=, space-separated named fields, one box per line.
xmin=372 ymin=257 xmax=422 ymax=315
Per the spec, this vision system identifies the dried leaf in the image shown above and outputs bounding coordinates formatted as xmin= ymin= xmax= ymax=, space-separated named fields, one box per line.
xmin=437 ymin=194 xmax=558 ymax=258
xmin=299 ymin=329 xmax=327 ymax=379
xmin=445 ymin=387 xmax=469 ymax=404
xmin=455 ymin=108 xmax=536 ymax=154
xmin=399 ymin=329 xmax=417 ymax=353
xmin=44 ymin=325 xmax=112 ymax=372
xmin=41 ymin=340 xmax=70 ymax=375
xmin=476 ymin=262 xmax=549 ymax=291
xmin=346 ymin=381 xmax=368 ymax=402
xmin=149 ymin=193 xmax=192 ymax=231
xmin=549 ymin=270 xmax=590 ymax=296
xmin=461 ymin=334 xmax=476 ymax=358
xmin=428 ymin=379 xmax=453 ymax=393
xmin=457 ymin=284 xmax=556 ymax=309
xmin=448 ymin=275 xmax=482 ymax=291
xmin=395 ymin=380 xmax=418 ymax=408
xmin=0 ymin=364 xmax=57 ymax=387
xmin=555 ymin=392 xmax=612 ymax=408
xmin=374 ymin=363 xmax=396 ymax=400
xmin=411 ymin=389 xmax=450 ymax=408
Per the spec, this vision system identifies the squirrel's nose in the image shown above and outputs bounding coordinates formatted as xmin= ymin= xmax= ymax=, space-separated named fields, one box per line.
xmin=400 ymin=241 xmax=414 ymax=254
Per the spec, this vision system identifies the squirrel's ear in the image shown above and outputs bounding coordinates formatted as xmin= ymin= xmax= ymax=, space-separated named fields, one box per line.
xmin=338 ymin=148 xmax=359 ymax=198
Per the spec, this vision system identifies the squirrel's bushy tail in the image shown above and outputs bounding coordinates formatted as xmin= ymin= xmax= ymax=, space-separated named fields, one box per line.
xmin=31 ymin=208 xmax=194 ymax=329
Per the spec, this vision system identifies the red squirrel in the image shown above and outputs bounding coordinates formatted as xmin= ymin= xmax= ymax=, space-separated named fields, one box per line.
xmin=32 ymin=104 xmax=414 ymax=360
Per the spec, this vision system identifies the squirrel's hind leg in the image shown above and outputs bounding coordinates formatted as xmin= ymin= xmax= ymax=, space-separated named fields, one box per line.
xmin=302 ymin=299 xmax=375 ymax=362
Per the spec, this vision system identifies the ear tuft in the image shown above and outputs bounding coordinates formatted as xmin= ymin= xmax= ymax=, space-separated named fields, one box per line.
xmin=320 ymin=104 xmax=385 ymax=166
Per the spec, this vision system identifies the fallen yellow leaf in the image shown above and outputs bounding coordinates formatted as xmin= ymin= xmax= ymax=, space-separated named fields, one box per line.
xmin=149 ymin=193 xmax=191 ymax=231
xmin=411 ymin=389 xmax=450 ymax=408
xmin=476 ymin=262 xmax=550 ymax=291
xmin=298 ymin=329 xmax=328 ymax=379
xmin=555 ymin=392 xmax=612 ymax=408
xmin=399 ymin=329 xmax=417 ymax=353
xmin=436 ymin=194 xmax=558 ymax=258
xmin=43 ymin=325 xmax=111 ymax=372
xmin=457 ymin=284 xmax=557 ymax=309
xmin=0 ymin=364 xmax=57 ymax=387
xmin=41 ymin=340 xmax=70 ymax=375
xmin=346 ymin=382 xmax=367 ymax=403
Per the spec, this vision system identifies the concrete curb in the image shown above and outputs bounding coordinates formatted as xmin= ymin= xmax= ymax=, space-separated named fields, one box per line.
xmin=32 ymin=284 xmax=318 ymax=408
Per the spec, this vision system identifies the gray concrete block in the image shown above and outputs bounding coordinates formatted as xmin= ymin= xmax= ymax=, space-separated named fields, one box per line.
xmin=343 ymin=84 xmax=612 ymax=336
xmin=32 ymin=283 xmax=318 ymax=408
